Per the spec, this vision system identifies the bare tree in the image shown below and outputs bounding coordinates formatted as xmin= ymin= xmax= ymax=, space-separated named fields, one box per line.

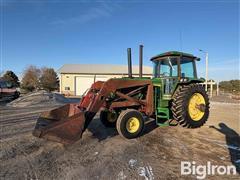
xmin=21 ymin=66 xmax=41 ymax=92
xmin=39 ymin=67 xmax=59 ymax=92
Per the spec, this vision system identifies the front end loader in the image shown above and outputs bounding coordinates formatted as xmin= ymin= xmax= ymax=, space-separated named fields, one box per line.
xmin=33 ymin=45 xmax=209 ymax=144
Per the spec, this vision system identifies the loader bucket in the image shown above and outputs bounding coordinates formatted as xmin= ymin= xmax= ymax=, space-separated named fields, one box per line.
xmin=32 ymin=104 xmax=85 ymax=144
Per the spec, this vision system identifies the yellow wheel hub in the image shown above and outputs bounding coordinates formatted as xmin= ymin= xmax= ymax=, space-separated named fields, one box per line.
xmin=188 ymin=93 xmax=206 ymax=121
xmin=126 ymin=117 xmax=140 ymax=133
xmin=107 ymin=112 xmax=117 ymax=123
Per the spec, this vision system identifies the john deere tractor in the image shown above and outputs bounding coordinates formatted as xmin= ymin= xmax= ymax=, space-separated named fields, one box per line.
xmin=33 ymin=45 xmax=209 ymax=144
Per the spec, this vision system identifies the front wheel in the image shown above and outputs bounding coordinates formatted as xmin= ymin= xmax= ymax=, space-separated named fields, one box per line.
xmin=100 ymin=111 xmax=118 ymax=127
xmin=116 ymin=109 xmax=144 ymax=139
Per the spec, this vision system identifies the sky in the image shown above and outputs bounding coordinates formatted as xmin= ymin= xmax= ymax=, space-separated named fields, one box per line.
xmin=0 ymin=0 xmax=239 ymax=81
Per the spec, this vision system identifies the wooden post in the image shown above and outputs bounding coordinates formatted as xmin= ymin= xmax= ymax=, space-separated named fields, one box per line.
xmin=210 ymin=80 xmax=213 ymax=98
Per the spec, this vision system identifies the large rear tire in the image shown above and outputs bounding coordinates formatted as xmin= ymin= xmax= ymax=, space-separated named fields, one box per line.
xmin=116 ymin=109 xmax=144 ymax=139
xmin=171 ymin=84 xmax=209 ymax=128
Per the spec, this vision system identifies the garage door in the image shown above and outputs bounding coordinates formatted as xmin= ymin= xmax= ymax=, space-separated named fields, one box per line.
xmin=75 ymin=76 xmax=94 ymax=96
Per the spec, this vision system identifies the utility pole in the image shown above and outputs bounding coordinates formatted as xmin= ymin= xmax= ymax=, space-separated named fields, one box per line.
xmin=205 ymin=52 xmax=208 ymax=92
xmin=199 ymin=49 xmax=208 ymax=92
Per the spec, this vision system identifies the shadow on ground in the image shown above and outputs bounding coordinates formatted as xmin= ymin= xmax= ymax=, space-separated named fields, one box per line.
xmin=87 ymin=117 xmax=159 ymax=142
xmin=87 ymin=118 xmax=118 ymax=141
xmin=210 ymin=123 xmax=240 ymax=174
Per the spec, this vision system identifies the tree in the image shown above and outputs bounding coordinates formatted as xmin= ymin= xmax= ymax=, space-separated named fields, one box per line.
xmin=21 ymin=66 xmax=41 ymax=92
xmin=39 ymin=67 xmax=59 ymax=92
xmin=230 ymin=80 xmax=240 ymax=91
xmin=219 ymin=80 xmax=240 ymax=92
xmin=1 ymin=70 xmax=20 ymax=87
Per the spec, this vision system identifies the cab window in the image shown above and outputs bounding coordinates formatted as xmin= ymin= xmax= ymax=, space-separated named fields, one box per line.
xmin=153 ymin=58 xmax=178 ymax=78
xmin=0 ymin=81 xmax=7 ymax=88
xmin=180 ymin=58 xmax=195 ymax=78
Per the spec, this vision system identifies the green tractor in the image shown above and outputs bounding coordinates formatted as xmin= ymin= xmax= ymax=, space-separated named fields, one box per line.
xmin=33 ymin=45 xmax=210 ymax=144
xmin=150 ymin=50 xmax=209 ymax=128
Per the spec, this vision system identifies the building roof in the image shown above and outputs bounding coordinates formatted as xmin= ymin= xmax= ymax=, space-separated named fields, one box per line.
xmin=58 ymin=64 xmax=153 ymax=75
xmin=150 ymin=51 xmax=199 ymax=61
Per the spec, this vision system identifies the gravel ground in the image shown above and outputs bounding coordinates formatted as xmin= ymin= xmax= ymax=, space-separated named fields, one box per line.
xmin=0 ymin=98 xmax=239 ymax=179
xmin=211 ymin=94 xmax=240 ymax=104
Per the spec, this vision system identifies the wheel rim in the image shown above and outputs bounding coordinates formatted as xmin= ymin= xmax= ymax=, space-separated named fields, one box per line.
xmin=107 ymin=112 xmax=117 ymax=123
xmin=188 ymin=93 xmax=206 ymax=121
xmin=126 ymin=117 xmax=140 ymax=133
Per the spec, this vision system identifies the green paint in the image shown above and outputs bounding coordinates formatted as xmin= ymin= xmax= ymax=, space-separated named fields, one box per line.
xmin=150 ymin=51 xmax=203 ymax=127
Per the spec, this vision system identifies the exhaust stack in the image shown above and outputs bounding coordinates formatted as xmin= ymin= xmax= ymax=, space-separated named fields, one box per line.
xmin=127 ymin=48 xmax=132 ymax=78
xmin=139 ymin=45 xmax=143 ymax=77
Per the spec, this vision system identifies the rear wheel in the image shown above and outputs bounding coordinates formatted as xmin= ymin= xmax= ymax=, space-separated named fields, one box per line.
xmin=116 ymin=109 xmax=144 ymax=139
xmin=100 ymin=111 xmax=118 ymax=127
xmin=171 ymin=84 xmax=209 ymax=128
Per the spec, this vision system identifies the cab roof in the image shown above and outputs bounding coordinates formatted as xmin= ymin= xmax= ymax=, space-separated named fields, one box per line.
xmin=150 ymin=51 xmax=199 ymax=61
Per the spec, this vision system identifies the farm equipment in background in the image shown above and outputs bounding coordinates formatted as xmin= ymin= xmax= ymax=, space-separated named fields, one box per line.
xmin=0 ymin=80 xmax=20 ymax=100
xmin=33 ymin=45 xmax=209 ymax=144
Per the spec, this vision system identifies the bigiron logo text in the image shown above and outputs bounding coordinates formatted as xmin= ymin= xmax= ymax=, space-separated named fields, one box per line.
xmin=181 ymin=161 xmax=237 ymax=179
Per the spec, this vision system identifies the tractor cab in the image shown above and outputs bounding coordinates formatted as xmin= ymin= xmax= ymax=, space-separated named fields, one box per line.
xmin=151 ymin=51 xmax=199 ymax=79
xmin=151 ymin=51 xmax=200 ymax=95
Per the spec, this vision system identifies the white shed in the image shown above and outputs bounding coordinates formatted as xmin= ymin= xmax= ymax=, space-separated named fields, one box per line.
xmin=58 ymin=64 xmax=152 ymax=96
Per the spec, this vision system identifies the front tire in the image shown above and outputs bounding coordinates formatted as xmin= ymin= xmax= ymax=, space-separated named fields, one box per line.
xmin=171 ymin=84 xmax=210 ymax=128
xmin=116 ymin=109 xmax=144 ymax=139
xmin=100 ymin=111 xmax=118 ymax=127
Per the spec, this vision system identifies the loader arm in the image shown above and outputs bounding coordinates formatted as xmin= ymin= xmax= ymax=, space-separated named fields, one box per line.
xmin=81 ymin=79 xmax=153 ymax=130
xmin=33 ymin=78 xmax=153 ymax=144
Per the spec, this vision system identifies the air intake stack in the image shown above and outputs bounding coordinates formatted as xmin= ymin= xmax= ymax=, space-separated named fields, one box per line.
xmin=139 ymin=45 xmax=143 ymax=77
xmin=127 ymin=48 xmax=132 ymax=78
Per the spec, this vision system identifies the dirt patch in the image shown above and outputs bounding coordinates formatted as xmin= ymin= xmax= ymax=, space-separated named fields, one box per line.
xmin=0 ymin=101 xmax=239 ymax=179
xmin=211 ymin=94 xmax=240 ymax=104
xmin=7 ymin=91 xmax=71 ymax=107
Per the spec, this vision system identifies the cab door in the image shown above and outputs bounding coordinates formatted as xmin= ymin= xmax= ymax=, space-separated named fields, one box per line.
xmin=159 ymin=58 xmax=179 ymax=99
